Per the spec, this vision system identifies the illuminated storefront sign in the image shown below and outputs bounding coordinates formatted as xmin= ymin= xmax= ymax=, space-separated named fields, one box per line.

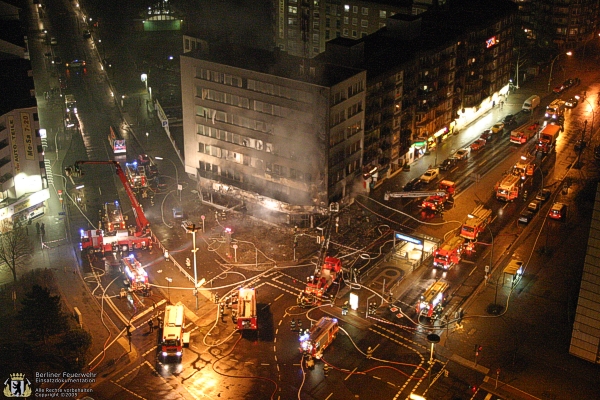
xmin=279 ymin=0 xmax=285 ymax=39
xmin=486 ymin=36 xmax=498 ymax=48
xmin=8 ymin=116 xmax=20 ymax=173
xmin=21 ymin=112 xmax=34 ymax=160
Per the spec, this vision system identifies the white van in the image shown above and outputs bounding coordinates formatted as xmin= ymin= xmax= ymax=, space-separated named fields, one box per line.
xmin=522 ymin=95 xmax=540 ymax=112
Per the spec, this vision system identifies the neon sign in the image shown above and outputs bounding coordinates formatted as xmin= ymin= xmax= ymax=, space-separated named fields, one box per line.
xmin=486 ymin=36 xmax=498 ymax=49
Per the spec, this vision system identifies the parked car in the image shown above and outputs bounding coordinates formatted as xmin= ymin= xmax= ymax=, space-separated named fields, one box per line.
xmin=565 ymin=97 xmax=578 ymax=108
xmin=480 ymin=129 xmax=493 ymax=141
xmin=563 ymin=78 xmax=575 ymax=88
xmin=535 ymin=189 xmax=551 ymax=202
xmin=420 ymin=168 xmax=440 ymax=183
xmin=553 ymin=85 xmax=565 ymax=94
xmin=172 ymin=207 xmax=183 ymax=219
xmin=575 ymin=139 xmax=587 ymax=151
xmin=66 ymin=59 xmax=86 ymax=68
xmin=503 ymin=114 xmax=517 ymax=125
xmin=491 ymin=122 xmax=505 ymax=133
xmin=453 ymin=148 xmax=470 ymax=160
xmin=439 ymin=158 xmax=458 ymax=171
xmin=403 ymin=178 xmax=423 ymax=191
xmin=527 ymin=200 xmax=542 ymax=213
xmin=518 ymin=209 xmax=534 ymax=225
xmin=548 ymin=202 xmax=567 ymax=220
xmin=470 ymin=138 xmax=486 ymax=151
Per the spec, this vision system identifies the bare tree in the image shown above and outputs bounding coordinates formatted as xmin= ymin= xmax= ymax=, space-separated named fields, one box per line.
xmin=0 ymin=225 xmax=33 ymax=283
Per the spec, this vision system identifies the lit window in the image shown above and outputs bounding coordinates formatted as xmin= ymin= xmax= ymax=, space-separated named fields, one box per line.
xmin=288 ymin=6 xmax=297 ymax=14
xmin=344 ymin=4 xmax=350 ymax=12
xmin=361 ymin=7 xmax=368 ymax=15
xmin=344 ymin=16 xmax=349 ymax=24
xmin=343 ymin=28 xmax=349 ymax=36
xmin=380 ymin=10 xmax=386 ymax=18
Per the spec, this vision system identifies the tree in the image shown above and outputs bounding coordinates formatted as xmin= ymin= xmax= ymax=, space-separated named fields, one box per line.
xmin=58 ymin=329 xmax=92 ymax=372
xmin=0 ymin=225 xmax=33 ymax=283
xmin=18 ymin=285 xmax=68 ymax=343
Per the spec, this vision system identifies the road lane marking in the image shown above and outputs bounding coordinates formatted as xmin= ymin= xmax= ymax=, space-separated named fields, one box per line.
xmin=345 ymin=367 xmax=358 ymax=380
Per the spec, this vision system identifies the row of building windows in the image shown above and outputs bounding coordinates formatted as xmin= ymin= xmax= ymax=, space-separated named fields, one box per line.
xmin=329 ymin=121 xmax=362 ymax=146
xmin=197 ymin=124 xmax=275 ymax=153
xmin=198 ymin=156 xmax=313 ymax=183
xmin=342 ymin=17 xmax=369 ymax=27
xmin=196 ymin=68 xmax=243 ymax=88
xmin=196 ymin=106 xmax=272 ymax=133
xmin=247 ymin=79 xmax=313 ymax=103
xmin=329 ymin=158 xmax=360 ymax=186
xmin=330 ymin=100 xmax=363 ymax=127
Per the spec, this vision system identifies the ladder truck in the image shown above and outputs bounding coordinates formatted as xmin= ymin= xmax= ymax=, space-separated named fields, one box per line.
xmin=299 ymin=317 xmax=339 ymax=359
xmin=66 ymin=161 xmax=151 ymax=253
xmin=120 ymin=254 xmax=149 ymax=292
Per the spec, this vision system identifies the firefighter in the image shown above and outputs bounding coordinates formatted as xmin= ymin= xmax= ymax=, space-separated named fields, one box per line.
xmin=148 ymin=319 xmax=154 ymax=333
xmin=297 ymin=319 xmax=302 ymax=329
xmin=366 ymin=346 xmax=373 ymax=359
xmin=157 ymin=316 xmax=163 ymax=329
xmin=164 ymin=250 xmax=169 ymax=261
xmin=291 ymin=319 xmax=296 ymax=331
xmin=185 ymin=258 xmax=191 ymax=269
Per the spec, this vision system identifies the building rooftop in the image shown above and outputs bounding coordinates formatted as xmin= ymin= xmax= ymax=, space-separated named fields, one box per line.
xmin=183 ymin=44 xmax=365 ymax=88
xmin=318 ymin=0 xmax=518 ymax=78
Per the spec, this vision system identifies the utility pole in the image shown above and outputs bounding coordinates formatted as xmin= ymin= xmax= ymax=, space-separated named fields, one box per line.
xmin=186 ymin=223 xmax=202 ymax=310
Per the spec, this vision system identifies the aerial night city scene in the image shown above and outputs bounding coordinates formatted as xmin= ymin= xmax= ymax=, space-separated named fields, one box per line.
xmin=1 ymin=0 xmax=600 ymax=399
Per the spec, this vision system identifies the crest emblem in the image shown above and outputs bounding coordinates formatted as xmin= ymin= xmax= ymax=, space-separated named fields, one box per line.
xmin=3 ymin=373 xmax=32 ymax=397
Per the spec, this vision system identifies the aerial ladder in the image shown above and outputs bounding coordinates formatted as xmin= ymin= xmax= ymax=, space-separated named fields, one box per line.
xmin=384 ymin=190 xmax=447 ymax=201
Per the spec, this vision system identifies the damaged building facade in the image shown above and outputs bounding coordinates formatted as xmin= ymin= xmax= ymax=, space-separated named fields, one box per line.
xmin=181 ymin=46 xmax=366 ymax=222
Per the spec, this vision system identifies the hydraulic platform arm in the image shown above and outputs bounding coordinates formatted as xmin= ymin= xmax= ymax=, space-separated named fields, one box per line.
xmin=384 ymin=191 xmax=447 ymax=201
xmin=66 ymin=161 xmax=150 ymax=232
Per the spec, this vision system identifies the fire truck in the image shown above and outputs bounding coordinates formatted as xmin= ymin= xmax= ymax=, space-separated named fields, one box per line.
xmin=495 ymin=173 xmax=521 ymax=201
xmin=234 ymin=287 xmax=257 ymax=330
xmin=536 ymin=124 xmax=561 ymax=154
xmin=510 ymin=123 xmax=537 ymax=144
xmin=460 ymin=205 xmax=492 ymax=240
xmin=433 ymin=235 xmax=465 ymax=270
xmin=299 ymin=317 xmax=339 ymax=359
xmin=160 ymin=303 xmax=190 ymax=361
xmin=103 ymin=201 xmax=126 ymax=233
xmin=124 ymin=161 xmax=148 ymax=190
xmin=416 ymin=281 xmax=448 ymax=319
xmin=512 ymin=155 xmax=535 ymax=178
xmin=66 ymin=161 xmax=151 ymax=253
xmin=120 ymin=254 xmax=149 ymax=291
xmin=301 ymin=257 xmax=343 ymax=304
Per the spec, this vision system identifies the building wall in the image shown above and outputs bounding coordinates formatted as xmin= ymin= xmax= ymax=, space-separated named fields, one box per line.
xmin=534 ymin=0 xmax=599 ymax=50
xmin=181 ymin=54 xmax=366 ymax=209
xmin=275 ymin=0 xmax=412 ymax=58
xmin=0 ymin=107 xmax=45 ymax=200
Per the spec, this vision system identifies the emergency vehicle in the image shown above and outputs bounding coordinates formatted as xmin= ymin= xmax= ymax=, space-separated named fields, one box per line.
xmin=120 ymin=254 xmax=149 ymax=291
xmin=544 ymin=99 xmax=565 ymax=120
xmin=299 ymin=317 xmax=339 ymax=359
xmin=125 ymin=161 xmax=148 ymax=189
xmin=510 ymin=123 xmax=537 ymax=144
xmin=234 ymin=287 xmax=257 ymax=330
xmin=416 ymin=281 xmax=448 ymax=319
xmin=104 ymin=201 xmax=126 ymax=233
xmin=160 ymin=303 xmax=190 ymax=361
xmin=433 ymin=235 xmax=465 ymax=270
xmin=495 ymin=174 xmax=521 ymax=201
xmin=421 ymin=180 xmax=455 ymax=211
xmin=460 ymin=205 xmax=492 ymax=240
xmin=439 ymin=180 xmax=456 ymax=196
xmin=512 ymin=156 xmax=535 ymax=178
xmin=68 ymin=161 xmax=152 ymax=254
xmin=303 ymin=257 xmax=342 ymax=301
xmin=536 ymin=124 xmax=561 ymax=154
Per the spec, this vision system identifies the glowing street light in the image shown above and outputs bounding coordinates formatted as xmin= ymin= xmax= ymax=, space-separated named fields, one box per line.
xmin=547 ymin=51 xmax=572 ymax=93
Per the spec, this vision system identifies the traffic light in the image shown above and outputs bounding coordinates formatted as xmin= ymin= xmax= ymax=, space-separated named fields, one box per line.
xmin=469 ymin=385 xmax=477 ymax=393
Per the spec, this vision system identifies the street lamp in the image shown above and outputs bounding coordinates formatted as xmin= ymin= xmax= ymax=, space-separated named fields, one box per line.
xmin=547 ymin=51 xmax=572 ymax=93
xmin=166 ymin=277 xmax=172 ymax=304
xmin=185 ymin=223 xmax=202 ymax=310
xmin=141 ymin=73 xmax=148 ymax=93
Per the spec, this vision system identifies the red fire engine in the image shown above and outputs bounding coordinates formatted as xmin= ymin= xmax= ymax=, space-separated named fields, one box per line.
xmin=302 ymin=257 xmax=342 ymax=304
xmin=124 ymin=161 xmax=148 ymax=189
xmin=416 ymin=281 xmax=448 ymax=319
xmin=160 ymin=303 xmax=190 ymax=361
xmin=495 ymin=173 xmax=522 ymax=202
xmin=299 ymin=317 xmax=339 ymax=359
xmin=536 ymin=124 xmax=561 ymax=154
xmin=121 ymin=254 xmax=149 ymax=291
xmin=67 ymin=161 xmax=151 ymax=253
xmin=433 ymin=235 xmax=465 ymax=270
xmin=234 ymin=287 xmax=257 ymax=330
xmin=460 ymin=205 xmax=492 ymax=240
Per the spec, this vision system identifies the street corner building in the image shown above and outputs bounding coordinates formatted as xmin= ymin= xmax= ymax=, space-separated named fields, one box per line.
xmin=180 ymin=44 xmax=366 ymax=221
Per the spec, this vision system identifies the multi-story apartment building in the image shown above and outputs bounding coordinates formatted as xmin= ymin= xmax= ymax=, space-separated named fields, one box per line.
xmin=0 ymin=58 xmax=49 ymax=229
xmin=180 ymin=45 xmax=366 ymax=220
xmin=533 ymin=0 xmax=599 ymax=51
xmin=318 ymin=0 xmax=517 ymax=183
xmin=274 ymin=0 xmax=413 ymax=58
